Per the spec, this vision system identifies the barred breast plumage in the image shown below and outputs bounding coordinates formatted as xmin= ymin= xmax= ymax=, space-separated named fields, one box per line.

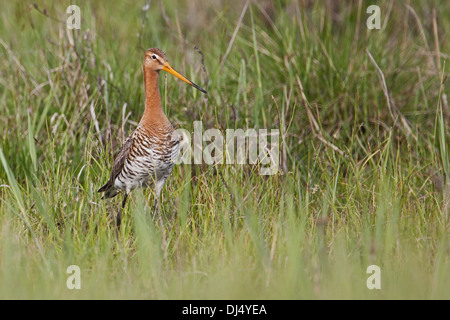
xmin=114 ymin=125 xmax=180 ymax=196
xmin=98 ymin=123 xmax=180 ymax=198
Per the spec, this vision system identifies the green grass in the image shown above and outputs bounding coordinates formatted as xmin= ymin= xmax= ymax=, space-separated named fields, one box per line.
xmin=0 ymin=0 xmax=449 ymax=299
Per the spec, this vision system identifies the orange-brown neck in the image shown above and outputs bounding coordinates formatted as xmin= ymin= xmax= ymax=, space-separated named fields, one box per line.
xmin=139 ymin=66 xmax=171 ymax=132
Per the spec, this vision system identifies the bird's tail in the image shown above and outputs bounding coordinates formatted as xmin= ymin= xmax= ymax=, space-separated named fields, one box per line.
xmin=97 ymin=181 xmax=119 ymax=199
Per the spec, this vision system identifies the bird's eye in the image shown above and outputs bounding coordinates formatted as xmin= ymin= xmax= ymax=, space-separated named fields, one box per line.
xmin=152 ymin=55 xmax=157 ymax=60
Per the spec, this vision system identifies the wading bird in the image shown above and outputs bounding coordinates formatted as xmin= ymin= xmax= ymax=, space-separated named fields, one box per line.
xmin=98 ymin=48 xmax=207 ymax=228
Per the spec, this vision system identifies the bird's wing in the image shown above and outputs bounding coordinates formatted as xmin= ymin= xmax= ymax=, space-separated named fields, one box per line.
xmin=111 ymin=131 xmax=135 ymax=182
xmin=98 ymin=131 xmax=135 ymax=193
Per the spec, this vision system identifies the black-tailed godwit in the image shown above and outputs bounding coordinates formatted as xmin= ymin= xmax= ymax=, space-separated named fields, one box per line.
xmin=98 ymin=48 xmax=207 ymax=227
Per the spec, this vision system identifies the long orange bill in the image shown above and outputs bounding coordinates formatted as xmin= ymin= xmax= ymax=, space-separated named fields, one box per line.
xmin=162 ymin=62 xmax=207 ymax=94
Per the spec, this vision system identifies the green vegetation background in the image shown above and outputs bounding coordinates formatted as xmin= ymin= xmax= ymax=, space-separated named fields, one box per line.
xmin=0 ymin=0 xmax=448 ymax=299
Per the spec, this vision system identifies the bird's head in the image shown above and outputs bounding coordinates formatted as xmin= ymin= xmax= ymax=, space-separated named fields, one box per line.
xmin=144 ymin=48 xmax=207 ymax=94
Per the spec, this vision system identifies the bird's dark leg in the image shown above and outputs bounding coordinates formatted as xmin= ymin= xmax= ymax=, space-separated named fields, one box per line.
xmin=151 ymin=196 xmax=162 ymax=225
xmin=156 ymin=197 xmax=164 ymax=228
xmin=153 ymin=186 xmax=168 ymax=265
xmin=153 ymin=183 xmax=164 ymax=228
xmin=116 ymin=193 xmax=128 ymax=230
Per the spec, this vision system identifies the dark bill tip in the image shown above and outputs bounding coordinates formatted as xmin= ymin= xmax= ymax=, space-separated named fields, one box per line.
xmin=191 ymin=82 xmax=207 ymax=94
